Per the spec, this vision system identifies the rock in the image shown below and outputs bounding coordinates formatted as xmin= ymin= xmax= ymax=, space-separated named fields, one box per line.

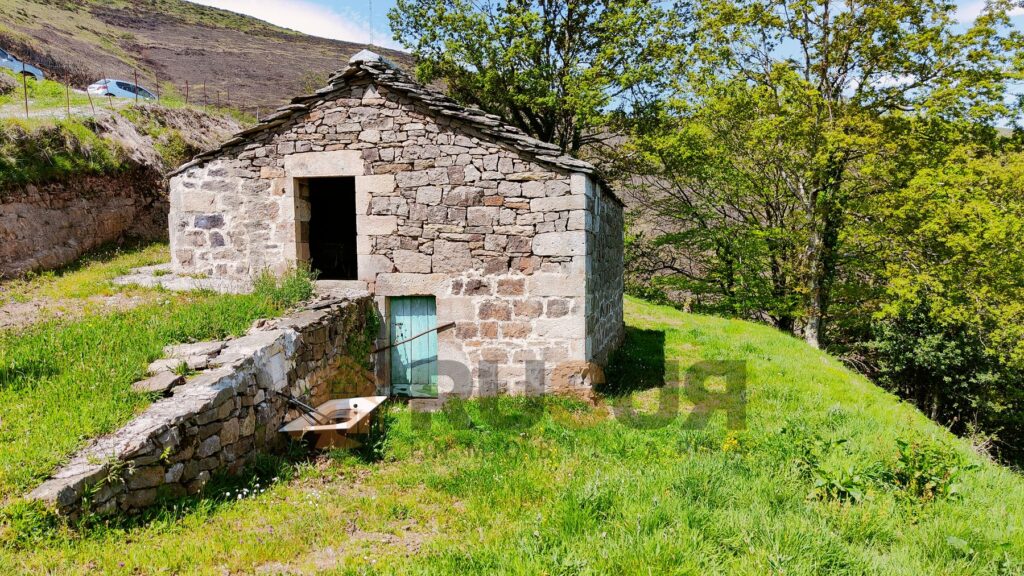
xmin=184 ymin=355 xmax=210 ymax=371
xmin=221 ymin=419 xmax=240 ymax=445
xmin=148 ymin=358 xmax=184 ymax=375
xmin=197 ymin=435 xmax=221 ymax=458
xmin=0 ymin=73 xmax=16 ymax=96
xmin=187 ymin=471 xmax=210 ymax=494
xmin=127 ymin=466 xmax=165 ymax=490
xmin=165 ymin=462 xmax=185 ymax=484
xmin=392 ymin=250 xmax=432 ymax=273
xmin=132 ymin=372 xmax=185 ymax=395
xmin=532 ymin=231 xmax=586 ymax=256
xmin=164 ymin=341 xmax=226 ymax=359
xmin=123 ymin=488 xmax=157 ymax=508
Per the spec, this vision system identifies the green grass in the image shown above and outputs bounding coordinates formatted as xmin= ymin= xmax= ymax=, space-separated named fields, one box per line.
xmin=0 ymin=69 xmax=93 ymax=110
xmin=0 ymin=115 xmax=126 ymax=188
xmin=0 ymin=244 xmax=315 ymax=500
xmin=0 ymin=79 xmax=251 ymax=188
xmin=0 ymin=242 xmax=169 ymax=304
xmin=2 ymin=296 xmax=1022 ymax=574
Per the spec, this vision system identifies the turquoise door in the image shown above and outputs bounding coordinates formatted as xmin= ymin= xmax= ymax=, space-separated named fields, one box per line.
xmin=389 ymin=296 xmax=438 ymax=398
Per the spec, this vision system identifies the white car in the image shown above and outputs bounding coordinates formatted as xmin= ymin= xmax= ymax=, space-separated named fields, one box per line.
xmin=87 ymin=78 xmax=156 ymax=100
xmin=0 ymin=47 xmax=43 ymax=80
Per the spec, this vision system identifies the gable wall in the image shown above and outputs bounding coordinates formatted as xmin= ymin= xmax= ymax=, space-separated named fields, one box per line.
xmin=169 ymin=76 xmax=618 ymax=396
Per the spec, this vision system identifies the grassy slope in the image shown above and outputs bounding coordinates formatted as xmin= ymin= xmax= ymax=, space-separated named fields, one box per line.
xmin=0 ymin=244 xmax=312 ymax=500
xmin=4 ymin=297 xmax=1022 ymax=574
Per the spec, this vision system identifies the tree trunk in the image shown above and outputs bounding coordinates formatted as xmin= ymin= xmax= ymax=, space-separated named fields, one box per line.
xmin=803 ymin=166 xmax=845 ymax=349
xmin=804 ymin=225 xmax=825 ymax=348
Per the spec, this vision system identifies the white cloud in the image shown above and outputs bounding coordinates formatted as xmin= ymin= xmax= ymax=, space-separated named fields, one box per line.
xmin=186 ymin=0 xmax=399 ymax=48
xmin=956 ymin=1 xmax=1024 ymax=23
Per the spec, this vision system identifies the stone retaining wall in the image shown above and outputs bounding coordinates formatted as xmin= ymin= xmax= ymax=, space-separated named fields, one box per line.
xmin=0 ymin=170 xmax=167 ymax=278
xmin=29 ymin=295 xmax=376 ymax=518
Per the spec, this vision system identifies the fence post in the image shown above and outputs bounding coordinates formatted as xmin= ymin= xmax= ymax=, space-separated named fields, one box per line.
xmin=21 ymin=61 xmax=28 ymax=119
xmin=102 ymin=69 xmax=112 ymax=109
xmin=86 ymin=86 xmax=96 ymax=116
xmin=133 ymin=69 xmax=139 ymax=104
xmin=203 ymin=82 xmax=208 ymax=111
xmin=185 ymin=79 xmax=190 ymax=106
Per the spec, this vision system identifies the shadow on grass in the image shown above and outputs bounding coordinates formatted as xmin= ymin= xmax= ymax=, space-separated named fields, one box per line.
xmin=599 ymin=326 xmax=667 ymax=397
xmin=0 ymin=355 xmax=59 ymax=392
xmin=17 ymin=238 xmax=158 ymax=281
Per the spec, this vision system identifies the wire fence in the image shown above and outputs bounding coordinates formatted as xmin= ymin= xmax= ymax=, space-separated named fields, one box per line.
xmin=5 ymin=59 xmax=265 ymax=123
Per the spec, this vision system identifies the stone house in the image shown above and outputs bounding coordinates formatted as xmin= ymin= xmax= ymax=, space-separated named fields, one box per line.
xmin=167 ymin=50 xmax=624 ymax=398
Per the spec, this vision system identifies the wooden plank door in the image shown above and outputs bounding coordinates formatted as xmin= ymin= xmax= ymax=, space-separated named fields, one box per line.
xmin=389 ymin=296 xmax=438 ymax=397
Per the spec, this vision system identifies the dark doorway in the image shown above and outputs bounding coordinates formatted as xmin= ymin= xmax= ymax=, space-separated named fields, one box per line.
xmin=307 ymin=177 xmax=357 ymax=280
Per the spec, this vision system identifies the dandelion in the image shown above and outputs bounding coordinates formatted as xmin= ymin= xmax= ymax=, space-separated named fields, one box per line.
xmin=721 ymin=435 xmax=740 ymax=453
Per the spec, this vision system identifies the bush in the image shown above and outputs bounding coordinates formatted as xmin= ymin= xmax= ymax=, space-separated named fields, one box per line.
xmin=789 ymin=425 xmax=976 ymax=505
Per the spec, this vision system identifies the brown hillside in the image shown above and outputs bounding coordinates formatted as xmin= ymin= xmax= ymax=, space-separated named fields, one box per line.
xmin=0 ymin=0 xmax=413 ymax=112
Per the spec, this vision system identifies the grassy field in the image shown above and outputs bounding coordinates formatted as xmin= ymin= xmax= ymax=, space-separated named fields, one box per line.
xmin=0 ymin=243 xmax=313 ymax=501
xmin=2 ymin=296 xmax=1021 ymax=574
xmin=0 ymin=242 xmax=168 ymax=305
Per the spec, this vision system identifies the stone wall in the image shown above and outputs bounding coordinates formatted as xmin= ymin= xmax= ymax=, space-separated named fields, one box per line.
xmin=168 ymin=77 xmax=584 ymax=285
xmin=168 ymin=76 xmax=622 ymax=396
xmin=586 ymin=179 xmax=626 ymax=364
xmin=29 ymin=295 xmax=375 ymax=518
xmin=0 ymin=169 xmax=166 ymax=278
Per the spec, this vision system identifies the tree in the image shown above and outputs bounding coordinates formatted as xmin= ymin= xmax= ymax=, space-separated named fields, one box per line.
xmin=623 ymin=0 xmax=1022 ymax=346
xmin=389 ymin=0 xmax=667 ymax=154
xmin=863 ymin=149 xmax=1024 ymax=460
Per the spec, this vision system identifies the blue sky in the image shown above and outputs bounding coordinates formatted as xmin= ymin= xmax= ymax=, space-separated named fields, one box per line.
xmin=187 ymin=0 xmax=1021 ymax=49
xmin=189 ymin=0 xmax=402 ymax=48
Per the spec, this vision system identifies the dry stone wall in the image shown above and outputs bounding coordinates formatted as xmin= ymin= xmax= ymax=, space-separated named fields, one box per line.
xmin=0 ymin=170 xmax=166 ymax=278
xmin=29 ymin=296 xmax=376 ymax=518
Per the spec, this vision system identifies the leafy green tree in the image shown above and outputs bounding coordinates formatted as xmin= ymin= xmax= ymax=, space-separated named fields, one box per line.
xmin=624 ymin=0 xmax=1022 ymax=346
xmin=864 ymin=149 xmax=1024 ymax=459
xmin=389 ymin=0 xmax=667 ymax=153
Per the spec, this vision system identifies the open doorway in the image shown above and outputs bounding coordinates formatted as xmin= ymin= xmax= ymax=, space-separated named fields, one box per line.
xmin=301 ymin=177 xmax=357 ymax=280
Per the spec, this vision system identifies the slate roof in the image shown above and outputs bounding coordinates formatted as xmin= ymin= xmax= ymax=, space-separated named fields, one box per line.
xmin=171 ymin=50 xmax=620 ymax=203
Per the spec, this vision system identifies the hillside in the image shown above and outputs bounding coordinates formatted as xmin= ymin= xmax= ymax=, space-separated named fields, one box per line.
xmin=0 ymin=0 xmax=413 ymax=111
xmin=2 ymin=294 xmax=1021 ymax=574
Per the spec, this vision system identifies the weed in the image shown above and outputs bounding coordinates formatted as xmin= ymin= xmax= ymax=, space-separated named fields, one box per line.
xmin=252 ymin=265 xmax=316 ymax=309
xmin=0 ymin=499 xmax=59 ymax=549
xmin=0 ymin=116 xmax=127 ymax=188
xmin=889 ymin=438 xmax=978 ymax=502
xmin=171 ymin=360 xmax=191 ymax=377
